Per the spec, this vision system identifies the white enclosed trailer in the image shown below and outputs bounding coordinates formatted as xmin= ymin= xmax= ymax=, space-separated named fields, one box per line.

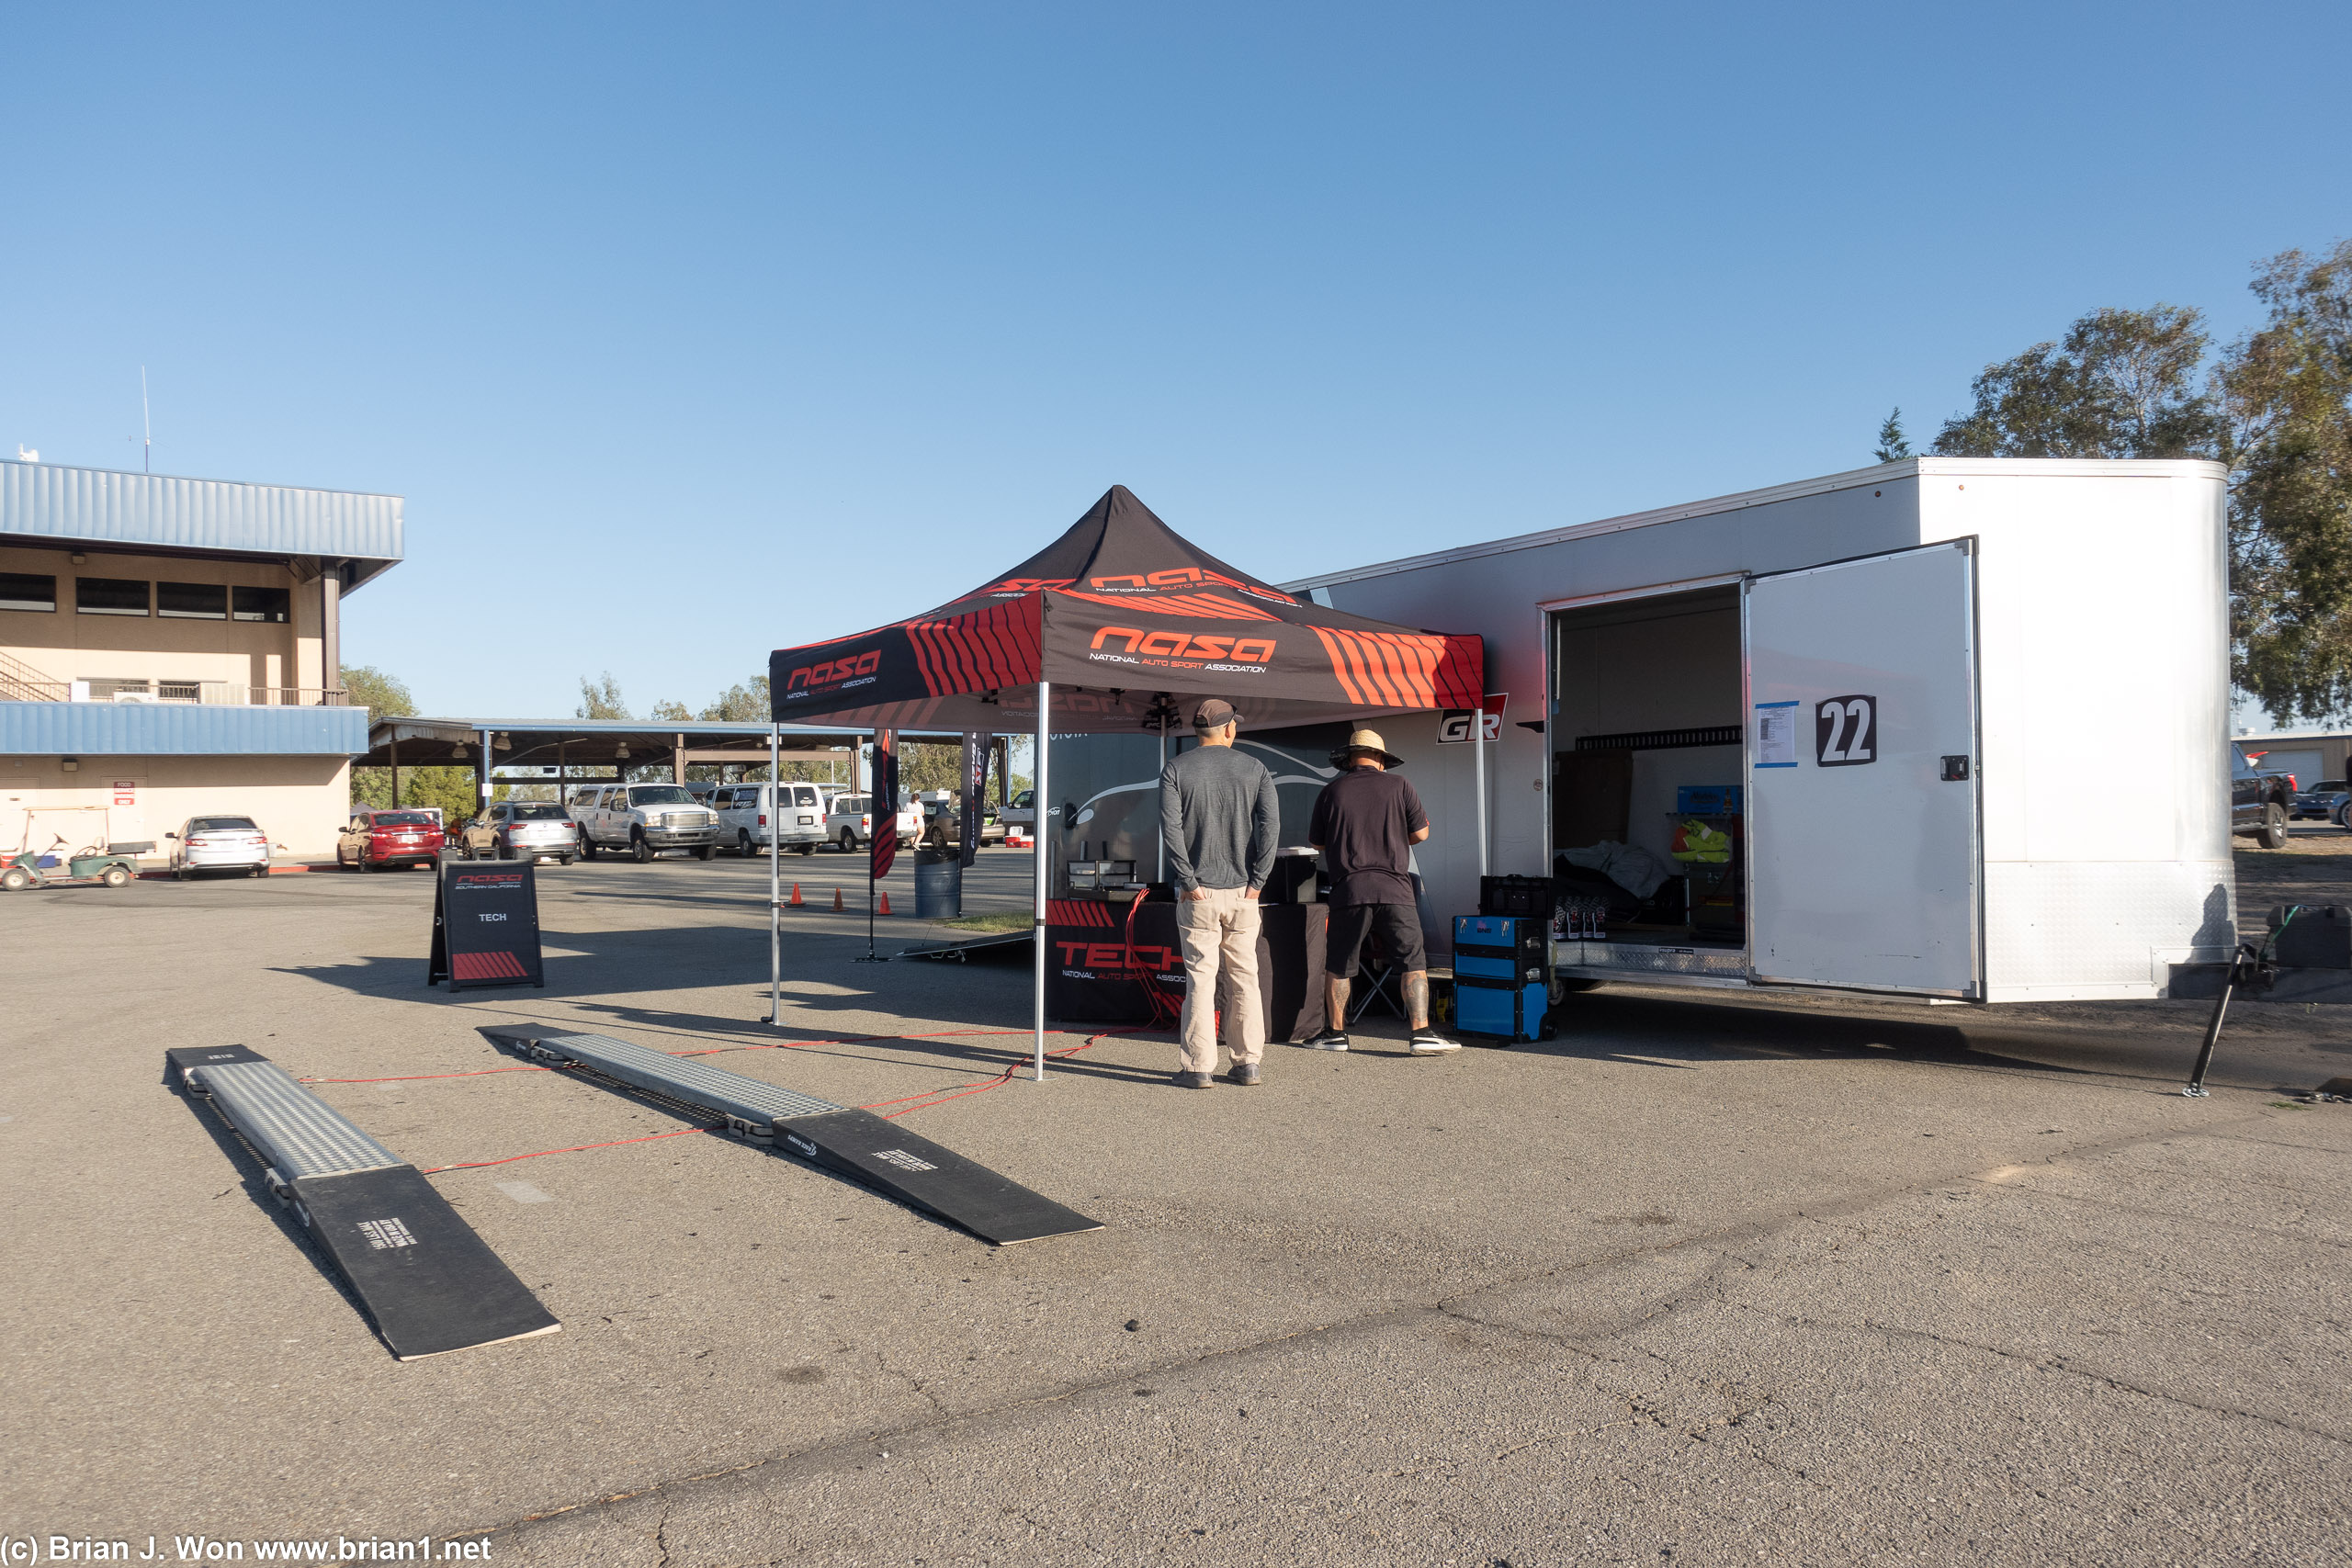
xmin=1289 ymin=457 xmax=2234 ymax=1003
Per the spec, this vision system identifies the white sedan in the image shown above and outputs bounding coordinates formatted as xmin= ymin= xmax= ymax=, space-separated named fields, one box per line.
xmin=169 ymin=815 xmax=273 ymax=879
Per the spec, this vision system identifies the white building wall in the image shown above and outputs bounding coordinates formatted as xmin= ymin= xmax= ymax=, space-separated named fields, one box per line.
xmin=2 ymin=753 xmax=354 ymax=863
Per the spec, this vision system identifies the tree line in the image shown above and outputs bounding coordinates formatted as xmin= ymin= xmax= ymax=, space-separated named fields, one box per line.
xmin=1873 ymin=239 xmax=2351 ymax=724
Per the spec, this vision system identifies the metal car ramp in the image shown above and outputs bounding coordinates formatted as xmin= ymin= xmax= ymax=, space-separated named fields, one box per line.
xmin=167 ymin=1045 xmax=560 ymax=1360
xmin=480 ymin=1024 xmax=1101 ymax=1247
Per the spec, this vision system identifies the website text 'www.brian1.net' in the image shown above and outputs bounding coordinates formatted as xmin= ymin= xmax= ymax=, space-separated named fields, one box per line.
xmin=2 ymin=1538 xmax=493 ymax=1563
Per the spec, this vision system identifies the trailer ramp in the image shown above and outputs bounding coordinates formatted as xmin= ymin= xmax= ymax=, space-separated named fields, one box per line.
xmin=166 ymin=1045 xmax=560 ymax=1360
xmin=480 ymin=1024 xmax=1099 ymax=1246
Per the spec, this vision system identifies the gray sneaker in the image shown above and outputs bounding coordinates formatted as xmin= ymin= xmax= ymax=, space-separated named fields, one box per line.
xmin=1226 ymin=1063 xmax=1261 ymax=1087
xmin=1170 ymin=1070 xmax=1212 ymax=1089
xmin=1298 ymin=1028 xmax=1350 ymax=1052
xmin=1408 ymin=1030 xmax=1462 ymax=1055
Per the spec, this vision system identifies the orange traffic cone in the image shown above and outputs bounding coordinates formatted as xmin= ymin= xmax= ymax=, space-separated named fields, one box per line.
xmin=788 ymin=883 xmax=803 ymax=908
xmin=878 ymin=891 xmax=894 ymax=916
xmin=831 ymin=887 xmax=844 ymax=911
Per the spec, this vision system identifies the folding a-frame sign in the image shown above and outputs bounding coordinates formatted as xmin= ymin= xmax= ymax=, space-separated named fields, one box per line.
xmin=766 ymin=485 xmax=1487 ymax=1079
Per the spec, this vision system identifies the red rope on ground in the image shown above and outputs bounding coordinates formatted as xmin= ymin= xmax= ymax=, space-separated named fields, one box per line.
xmin=339 ymin=1021 xmax=1164 ymax=1172
xmin=301 ymin=1066 xmax=552 ymax=1084
xmin=862 ymin=1026 xmax=1150 ymax=1120
xmin=418 ymin=1125 xmax=716 ymax=1174
xmin=301 ymin=1027 xmax=1035 ymax=1085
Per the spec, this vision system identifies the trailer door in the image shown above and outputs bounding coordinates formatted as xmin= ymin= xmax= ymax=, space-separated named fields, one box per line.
xmin=1744 ymin=540 xmax=1981 ymax=997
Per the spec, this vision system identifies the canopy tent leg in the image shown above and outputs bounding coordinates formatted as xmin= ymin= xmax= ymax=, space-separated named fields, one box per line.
xmin=1474 ymin=696 xmax=1489 ymax=881
xmin=1034 ymin=682 xmax=1050 ymax=1083
xmin=768 ymin=722 xmax=782 ymax=1028
xmin=1157 ymin=712 xmax=1169 ymax=884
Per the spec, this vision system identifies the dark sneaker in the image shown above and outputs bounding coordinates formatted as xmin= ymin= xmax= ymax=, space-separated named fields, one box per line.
xmin=1408 ymin=1030 xmax=1462 ymax=1055
xmin=1171 ymin=1070 xmax=1212 ymax=1089
xmin=1298 ymin=1028 xmax=1350 ymax=1052
xmin=1226 ymin=1063 xmax=1261 ymax=1087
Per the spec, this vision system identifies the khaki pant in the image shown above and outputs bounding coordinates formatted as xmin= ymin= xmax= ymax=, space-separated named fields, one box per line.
xmin=1176 ymin=886 xmax=1265 ymax=1074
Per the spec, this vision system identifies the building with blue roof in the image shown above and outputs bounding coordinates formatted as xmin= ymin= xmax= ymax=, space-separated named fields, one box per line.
xmin=1 ymin=457 xmax=398 ymax=863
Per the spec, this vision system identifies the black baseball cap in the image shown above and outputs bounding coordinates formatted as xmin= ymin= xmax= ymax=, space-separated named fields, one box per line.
xmin=1192 ymin=698 xmax=1238 ymax=730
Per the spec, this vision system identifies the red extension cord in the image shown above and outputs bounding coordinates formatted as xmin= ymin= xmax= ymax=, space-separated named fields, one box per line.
xmin=298 ymin=1023 xmax=1149 ymax=1176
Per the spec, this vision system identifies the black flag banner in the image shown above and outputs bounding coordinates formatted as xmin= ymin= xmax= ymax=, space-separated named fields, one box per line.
xmin=870 ymin=728 xmax=899 ymax=883
xmin=960 ymin=730 xmax=986 ymax=869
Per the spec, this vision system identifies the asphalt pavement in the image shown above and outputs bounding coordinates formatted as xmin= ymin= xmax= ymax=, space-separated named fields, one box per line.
xmin=1 ymin=845 xmax=2346 ymax=1566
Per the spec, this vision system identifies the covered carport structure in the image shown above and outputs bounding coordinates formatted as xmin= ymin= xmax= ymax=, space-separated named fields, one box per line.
xmin=357 ymin=717 xmax=974 ymax=812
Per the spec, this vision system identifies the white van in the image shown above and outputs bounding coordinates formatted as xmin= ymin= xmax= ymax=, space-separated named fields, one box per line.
xmin=713 ymin=782 xmax=831 ymax=856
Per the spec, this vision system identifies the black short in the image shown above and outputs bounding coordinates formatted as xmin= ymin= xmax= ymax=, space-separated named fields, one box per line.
xmin=1327 ymin=901 xmax=1426 ymax=978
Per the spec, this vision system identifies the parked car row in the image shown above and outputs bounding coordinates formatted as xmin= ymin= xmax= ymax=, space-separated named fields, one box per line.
xmin=175 ymin=784 xmax=1026 ymax=885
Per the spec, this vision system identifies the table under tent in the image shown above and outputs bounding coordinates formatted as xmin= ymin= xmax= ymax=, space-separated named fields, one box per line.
xmin=763 ymin=484 xmax=1487 ymax=1078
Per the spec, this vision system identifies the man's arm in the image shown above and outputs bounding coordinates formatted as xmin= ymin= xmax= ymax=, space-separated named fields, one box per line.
xmin=1159 ymin=764 xmax=1198 ymax=895
xmin=1404 ymin=777 xmax=1430 ymax=844
xmin=1245 ymin=762 xmax=1280 ymax=893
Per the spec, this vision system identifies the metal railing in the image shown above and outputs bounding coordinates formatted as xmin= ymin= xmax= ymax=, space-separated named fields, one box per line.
xmin=0 ymin=665 xmax=348 ymax=706
xmin=0 ymin=650 xmax=70 ymax=702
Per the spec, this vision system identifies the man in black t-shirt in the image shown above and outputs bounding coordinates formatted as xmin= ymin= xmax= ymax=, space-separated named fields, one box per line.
xmin=1301 ymin=728 xmax=1459 ymax=1055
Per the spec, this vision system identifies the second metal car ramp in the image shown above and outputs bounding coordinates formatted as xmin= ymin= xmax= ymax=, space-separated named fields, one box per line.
xmin=480 ymin=1024 xmax=1101 ymax=1246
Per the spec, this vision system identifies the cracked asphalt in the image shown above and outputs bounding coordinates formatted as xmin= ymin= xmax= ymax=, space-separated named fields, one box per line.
xmin=2 ymin=848 xmax=2346 ymax=1565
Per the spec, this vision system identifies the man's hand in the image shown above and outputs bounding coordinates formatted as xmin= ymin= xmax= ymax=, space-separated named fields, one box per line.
xmin=1185 ymin=887 xmax=1209 ymax=902
xmin=1245 ymin=886 xmax=1262 ymax=899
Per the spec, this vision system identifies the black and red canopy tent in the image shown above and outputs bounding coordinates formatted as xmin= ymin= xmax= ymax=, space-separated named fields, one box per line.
xmin=764 ymin=485 xmax=1487 ymax=1077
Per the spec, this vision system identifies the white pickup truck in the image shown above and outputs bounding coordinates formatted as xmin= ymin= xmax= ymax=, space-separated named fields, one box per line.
xmin=570 ymin=784 xmax=722 ymax=862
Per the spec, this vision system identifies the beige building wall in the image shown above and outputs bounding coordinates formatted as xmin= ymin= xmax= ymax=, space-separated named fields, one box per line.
xmin=1 ymin=753 xmax=354 ymax=863
xmin=0 ymin=544 xmax=326 ymax=699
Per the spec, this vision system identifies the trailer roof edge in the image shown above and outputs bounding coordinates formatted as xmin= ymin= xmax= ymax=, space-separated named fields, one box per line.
xmin=1280 ymin=457 xmax=2231 ymax=592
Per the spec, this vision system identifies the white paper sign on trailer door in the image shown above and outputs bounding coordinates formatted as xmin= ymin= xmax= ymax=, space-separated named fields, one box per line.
xmin=1744 ymin=541 xmax=1981 ymax=997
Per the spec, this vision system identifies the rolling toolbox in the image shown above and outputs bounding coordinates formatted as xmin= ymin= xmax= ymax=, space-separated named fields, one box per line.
xmin=1452 ymin=913 xmax=1553 ymax=1044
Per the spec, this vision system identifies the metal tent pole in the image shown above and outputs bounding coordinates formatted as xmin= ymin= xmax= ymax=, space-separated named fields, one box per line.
xmin=768 ymin=722 xmax=782 ymax=1028
xmin=1033 ymin=682 xmax=1050 ymax=1083
xmin=1474 ymin=696 xmax=1489 ymax=882
xmin=1156 ymin=712 xmax=1169 ymax=883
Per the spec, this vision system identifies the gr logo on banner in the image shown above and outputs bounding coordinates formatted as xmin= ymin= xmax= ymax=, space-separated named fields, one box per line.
xmin=1437 ymin=694 xmax=1507 ymax=743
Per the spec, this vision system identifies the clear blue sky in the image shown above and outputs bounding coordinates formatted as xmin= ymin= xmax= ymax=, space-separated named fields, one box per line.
xmin=4 ymin=4 xmax=2345 ymax=719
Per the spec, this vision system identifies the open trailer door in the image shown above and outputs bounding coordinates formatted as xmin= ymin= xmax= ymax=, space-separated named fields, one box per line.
xmin=1744 ymin=539 xmax=1982 ymax=998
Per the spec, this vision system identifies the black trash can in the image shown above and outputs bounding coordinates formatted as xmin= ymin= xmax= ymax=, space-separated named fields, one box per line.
xmin=913 ymin=850 xmax=963 ymax=919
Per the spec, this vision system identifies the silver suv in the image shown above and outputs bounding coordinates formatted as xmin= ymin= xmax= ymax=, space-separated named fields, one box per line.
xmin=456 ymin=801 xmax=580 ymax=864
xmin=571 ymin=784 xmax=721 ymax=862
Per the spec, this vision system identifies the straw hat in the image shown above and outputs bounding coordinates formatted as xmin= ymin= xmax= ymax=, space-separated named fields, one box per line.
xmin=1331 ymin=728 xmax=1403 ymax=768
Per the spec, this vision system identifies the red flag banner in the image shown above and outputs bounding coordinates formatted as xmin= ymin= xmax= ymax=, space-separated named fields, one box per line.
xmin=870 ymin=728 xmax=899 ymax=883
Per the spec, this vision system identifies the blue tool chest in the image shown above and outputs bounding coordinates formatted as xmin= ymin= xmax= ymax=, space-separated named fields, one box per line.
xmin=1452 ymin=914 xmax=1552 ymax=1043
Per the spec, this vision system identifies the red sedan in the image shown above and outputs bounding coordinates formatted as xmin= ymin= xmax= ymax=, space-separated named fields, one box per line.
xmin=337 ymin=809 xmax=446 ymax=871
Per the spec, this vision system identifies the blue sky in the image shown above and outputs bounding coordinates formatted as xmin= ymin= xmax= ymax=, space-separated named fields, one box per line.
xmin=3 ymin=3 xmax=2346 ymax=718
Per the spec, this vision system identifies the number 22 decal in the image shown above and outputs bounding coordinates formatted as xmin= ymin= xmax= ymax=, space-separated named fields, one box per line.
xmin=1815 ymin=694 xmax=1876 ymax=766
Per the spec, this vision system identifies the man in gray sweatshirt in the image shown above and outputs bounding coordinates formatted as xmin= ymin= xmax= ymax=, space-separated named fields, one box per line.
xmin=1159 ymin=697 xmax=1280 ymax=1089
